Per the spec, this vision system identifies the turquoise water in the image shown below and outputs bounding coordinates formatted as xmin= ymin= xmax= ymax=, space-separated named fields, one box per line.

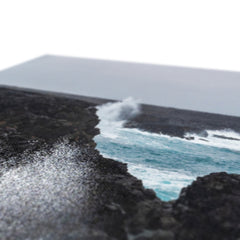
xmin=94 ymin=99 xmax=240 ymax=201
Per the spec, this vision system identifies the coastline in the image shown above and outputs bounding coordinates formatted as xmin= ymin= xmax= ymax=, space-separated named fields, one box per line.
xmin=0 ymin=86 xmax=239 ymax=239
xmin=126 ymin=103 xmax=240 ymax=138
xmin=3 ymin=84 xmax=240 ymax=139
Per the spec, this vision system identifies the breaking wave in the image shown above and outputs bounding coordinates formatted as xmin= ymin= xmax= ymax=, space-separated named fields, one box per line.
xmin=96 ymin=97 xmax=140 ymax=138
xmin=95 ymin=99 xmax=240 ymax=201
xmin=97 ymin=97 xmax=140 ymax=123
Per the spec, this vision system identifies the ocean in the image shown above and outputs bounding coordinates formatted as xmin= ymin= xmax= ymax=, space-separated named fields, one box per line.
xmin=94 ymin=98 xmax=240 ymax=201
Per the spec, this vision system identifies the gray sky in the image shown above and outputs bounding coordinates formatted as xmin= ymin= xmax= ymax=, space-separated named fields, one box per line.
xmin=0 ymin=55 xmax=240 ymax=116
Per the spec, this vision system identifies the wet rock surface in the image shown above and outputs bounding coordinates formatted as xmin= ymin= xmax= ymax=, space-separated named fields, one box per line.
xmin=174 ymin=172 xmax=240 ymax=240
xmin=0 ymin=86 xmax=239 ymax=239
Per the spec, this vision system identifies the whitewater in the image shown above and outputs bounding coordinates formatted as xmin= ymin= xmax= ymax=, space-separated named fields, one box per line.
xmin=94 ymin=98 xmax=240 ymax=201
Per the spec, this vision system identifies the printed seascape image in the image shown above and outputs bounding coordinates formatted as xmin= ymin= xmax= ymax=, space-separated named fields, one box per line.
xmin=0 ymin=56 xmax=240 ymax=239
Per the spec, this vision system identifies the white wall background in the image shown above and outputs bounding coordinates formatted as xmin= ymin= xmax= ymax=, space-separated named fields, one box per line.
xmin=0 ymin=0 xmax=240 ymax=72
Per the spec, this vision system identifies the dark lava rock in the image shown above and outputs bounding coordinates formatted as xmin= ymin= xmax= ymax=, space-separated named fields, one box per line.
xmin=0 ymin=87 xmax=99 ymax=159
xmin=174 ymin=172 xmax=240 ymax=240
xmin=184 ymin=137 xmax=195 ymax=141
xmin=213 ymin=134 xmax=240 ymax=141
xmin=199 ymin=138 xmax=209 ymax=142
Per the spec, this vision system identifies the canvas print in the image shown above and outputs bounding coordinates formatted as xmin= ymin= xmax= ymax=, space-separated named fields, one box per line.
xmin=0 ymin=55 xmax=239 ymax=239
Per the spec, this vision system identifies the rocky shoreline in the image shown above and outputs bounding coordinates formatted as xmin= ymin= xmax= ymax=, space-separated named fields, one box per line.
xmin=0 ymin=86 xmax=239 ymax=239
xmin=126 ymin=103 xmax=240 ymax=139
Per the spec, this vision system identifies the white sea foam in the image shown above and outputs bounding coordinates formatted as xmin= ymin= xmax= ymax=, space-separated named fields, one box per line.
xmin=124 ymin=162 xmax=194 ymax=200
xmin=127 ymin=128 xmax=240 ymax=152
xmin=121 ymin=127 xmax=240 ymax=152
xmin=184 ymin=129 xmax=240 ymax=151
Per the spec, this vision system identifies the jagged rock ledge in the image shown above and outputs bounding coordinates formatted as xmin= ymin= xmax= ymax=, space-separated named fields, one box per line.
xmin=0 ymin=86 xmax=239 ymax=240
